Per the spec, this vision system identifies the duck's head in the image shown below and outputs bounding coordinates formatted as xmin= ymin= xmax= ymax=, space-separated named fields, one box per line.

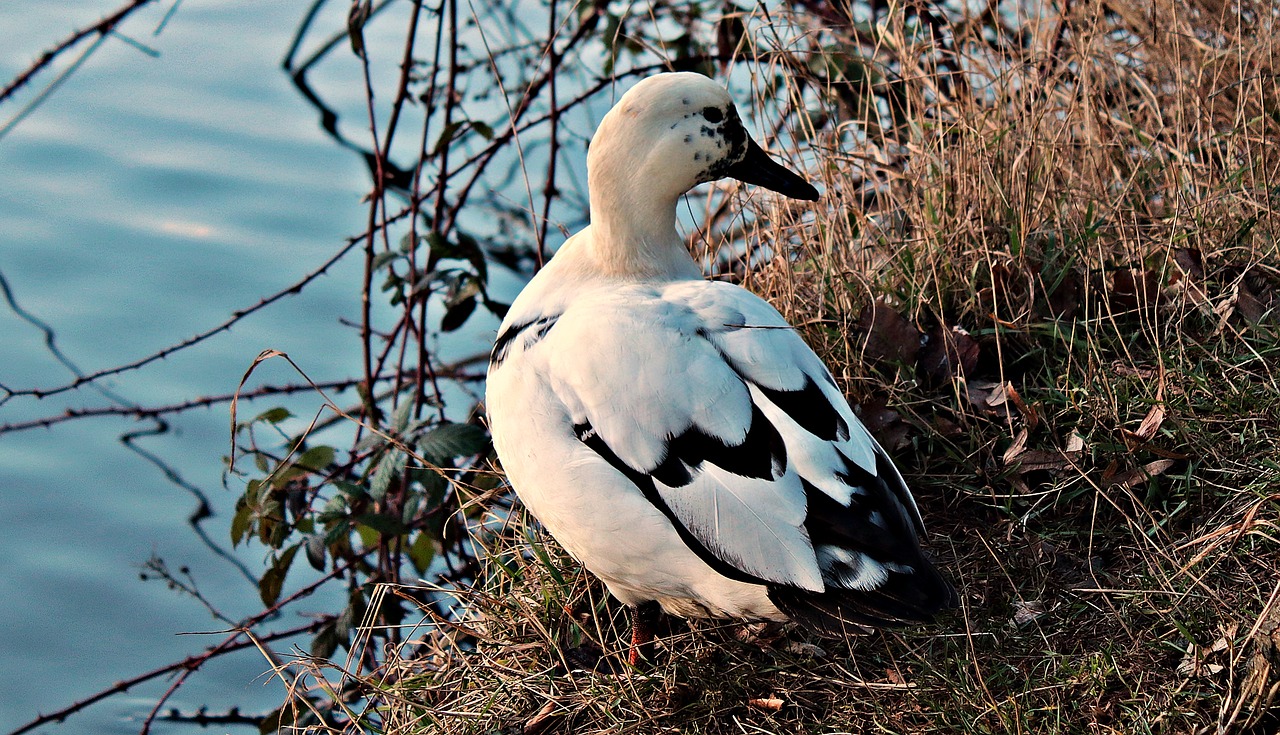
xmin=588 ymin=72 xmax=820 ymax=207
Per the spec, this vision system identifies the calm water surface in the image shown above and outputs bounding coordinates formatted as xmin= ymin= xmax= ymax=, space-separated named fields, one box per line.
xmin=0 ymin=3 xmax=479 ymax=731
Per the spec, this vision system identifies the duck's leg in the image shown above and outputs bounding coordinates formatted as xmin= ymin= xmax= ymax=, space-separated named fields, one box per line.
xmin=628 ymin=600 xmax=662 ymax=666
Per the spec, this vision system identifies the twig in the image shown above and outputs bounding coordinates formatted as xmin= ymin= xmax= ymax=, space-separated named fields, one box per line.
xmin=8 ymin=621 xmax=314 ymax=735
xmin=0 ymin=0 xmax=159 ymax=105
xmin=0 ymin=236 xmax=362 ymax=405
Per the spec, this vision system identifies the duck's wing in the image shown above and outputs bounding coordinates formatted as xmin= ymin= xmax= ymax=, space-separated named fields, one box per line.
xmin=519 ymin=280 xmax=954 ymax=627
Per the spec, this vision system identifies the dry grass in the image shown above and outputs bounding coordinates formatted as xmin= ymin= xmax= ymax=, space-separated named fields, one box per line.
xmin=275 ymin=0 xmax=1280 ymax=732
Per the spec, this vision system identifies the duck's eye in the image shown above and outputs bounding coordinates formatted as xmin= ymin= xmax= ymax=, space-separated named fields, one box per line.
xmin=701 ymin=106 xmax=724 ymax=123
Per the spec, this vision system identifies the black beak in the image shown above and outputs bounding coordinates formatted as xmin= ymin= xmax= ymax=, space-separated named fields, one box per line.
xmin=725 ymin=138 xmax=820 ymax=201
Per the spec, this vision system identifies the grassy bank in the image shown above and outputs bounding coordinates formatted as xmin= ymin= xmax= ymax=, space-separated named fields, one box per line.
xmin=284 ymin=1 xmax=1280 ymax=732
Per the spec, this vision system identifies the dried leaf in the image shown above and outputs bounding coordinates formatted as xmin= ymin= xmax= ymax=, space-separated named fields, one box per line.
xmin=1107 ymin=459 xmax=1177 ymax=488
xmin=1124 ymin=403 xmax=1167 ymax=442
xmin=1110 ymin=269 xmax=1163 ymax=312
xmin=523 ymin=700 xmax=560 ymax=735
xmin=858 ymin=300 xmax=922 ymax=366
xmin=1005 ymin=383 xmax=1039 ymax=429
xmin=1010 ymin=449 xmax=1072 ymax=473
xmin=1003 ymin=429 xmax=1029 ymax=464
xmin=1113 ymin=362 xmax=1157 ymax=379
xmin=1045 ymin=271 xmax=1082 ymax=318
xmin=918 ymin=324 xmax=979 ymax=383
xmin=747 ymin=697 xmax=785 ymax=713
xmin=1011 ymin=599 xmax=1048 ymax=626
xmin=1237 ymin=282 xmax=1268 ymax=324
xmin=1065 ymin=432 xmax=1086 ymax=453
xmin=857 ymin=396 xmax=900 ymax=433
xmin=965 ymin=380 xmax=1007 ymax=413
xmin=1173 ymin=248 xmax=1205 ymax=281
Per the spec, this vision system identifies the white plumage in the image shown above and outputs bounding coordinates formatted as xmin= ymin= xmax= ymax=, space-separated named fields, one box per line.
xmin=485 ymin=72 xmax=955 ymax=638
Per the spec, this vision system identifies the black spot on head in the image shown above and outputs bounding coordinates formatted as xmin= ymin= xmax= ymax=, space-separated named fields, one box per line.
xmin=684 ymin=134 xmax=693 ymax=144
xmin=722 ymin=108 xmax=747 ymax=151
xmin=682 ymin=97 xmax=691 ymax=105
xmin=702 ymin=106 xmax=724 ymax=123
xmin=697 ymin=107 xmax=749 ymax=181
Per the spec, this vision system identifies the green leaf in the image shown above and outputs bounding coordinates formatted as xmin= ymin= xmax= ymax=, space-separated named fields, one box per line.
xmin=455 ymin=231 xmax=488 ymax=282
xmin=230 ymin=495 xmax=253 ymax=547
xmin=407 ymin=466 xmax=446 ymax=502
xmin=407 ymin=531 xmax=436 ymax=575
xmin=255 ymin=407 xmax=293 ymax=424
xmin=355 ymin=512 xmax=408 ymax=538
xmin=369 ymin=449 xmax=408 ymax=500
xmin=354 ymin=522 xmax=380 ymax=549
xmin=432 ymin=121 xmax=465 ymax=155
xmin=316 ymin=494 xmax=348 ymax=523
xmin=304 ymin=534 xmax=327 ymax=572
xmin=417 ymin=423 xmax=488 ymax=463
xmin=258 ymin=544 xmax=301 ymax=607
xmin=392 ymin=400 xmax=415 ymax=434
xmin=398 ymin=232 xmax=419 ymax=254
xmin=432 ymin=120 xmax=492 ymax=155
xmin=401 ymin=492 xmax=422 ymax=526
xmin=425 ymin=231 xmax=450 ymax=256
xmin=440 ymin=294 xmax=477 ymax=332
xmin=333 ymin=481 xmax=367 ymax=500
xmin=310 ymin=619 xmax=343 ymax=660
xmin=324 ymin=519 xmax=352 ymax=545
xmin=354 ymin=432 xmax=385 ymax=454
xmin=297 ymin=445 xmax=335 ymax=472
xmin=371 ymin=250 xmax=400 ymax=272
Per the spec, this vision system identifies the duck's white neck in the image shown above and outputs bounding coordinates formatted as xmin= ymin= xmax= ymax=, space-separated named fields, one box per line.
xmin=584 ymin=181 xmax=696 ymax=278
xmin=570 ymin=117 xmax=703 ymax=280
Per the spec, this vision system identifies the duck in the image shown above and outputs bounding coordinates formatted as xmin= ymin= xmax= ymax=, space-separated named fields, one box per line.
xmin=484 ymin=72 xmax=956 ymax=663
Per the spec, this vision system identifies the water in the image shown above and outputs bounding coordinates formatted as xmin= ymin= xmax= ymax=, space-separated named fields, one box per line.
xmin=0 ymin=3 xmax=425 ymax=731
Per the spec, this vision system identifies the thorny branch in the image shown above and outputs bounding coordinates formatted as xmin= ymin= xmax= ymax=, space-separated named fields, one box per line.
xmin=0 ymin=0 xmax=160 ymax=105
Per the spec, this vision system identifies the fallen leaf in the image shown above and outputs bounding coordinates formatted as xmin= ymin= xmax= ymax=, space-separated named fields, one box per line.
xmin=1045 ymin=271 xmax=1082 ymax=319
xmin=857 ymin=395 xmax=900 ymax=433
xmin=1107 ymin=459 xmax=1177 ymax=489
xmin=1065 ymin=432 xmax=1086 ymax=453
xmin=1172 ymin=248 xmax=1205 ymax=280
xmin=1237 ymin=282 xmax=1268 ymax=324
xmin=1005 ymin=383 xmax=1038 ymax=429
xmin=1113 ymin=362 xmax=1158 ymax=379
xmin=523 ymin=700 xmax=560 ymax=735
xmin=1009 ymin=449 xmax=1073 ymax=473
xmin=1110 ymin=269 xmax=1164 ymax=313
xmin=858 ymin=300 xmax=922 ymax=365
xmin=857 ymin=396 xmax=909 ymax=451
xmin=965 ymin=380 xmax=1007 ymax=413
xmin=1011 ymin=599 xmax=1049 ymax=626
xmin=1002 ymin=428 xmax=1029 ymax=464
xmin=1123 ymin=403 xmax=1166 ymax=442
xmin=918 ymin=324 xmax=980 ymax=382
xmin=747 ymin=697 xmax=785 ymax=713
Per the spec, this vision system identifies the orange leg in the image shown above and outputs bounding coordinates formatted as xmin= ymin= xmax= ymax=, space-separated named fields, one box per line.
xmin=628 ymin=601 xmax=661 ymax=666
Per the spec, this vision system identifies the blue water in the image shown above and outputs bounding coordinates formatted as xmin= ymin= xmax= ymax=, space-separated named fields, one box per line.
xmin=0 ymin=3 xmax=451 ymax=732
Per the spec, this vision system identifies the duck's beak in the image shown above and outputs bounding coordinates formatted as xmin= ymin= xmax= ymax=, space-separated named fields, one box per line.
xmin=726 ymin=138 xmax=820 ymax=201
